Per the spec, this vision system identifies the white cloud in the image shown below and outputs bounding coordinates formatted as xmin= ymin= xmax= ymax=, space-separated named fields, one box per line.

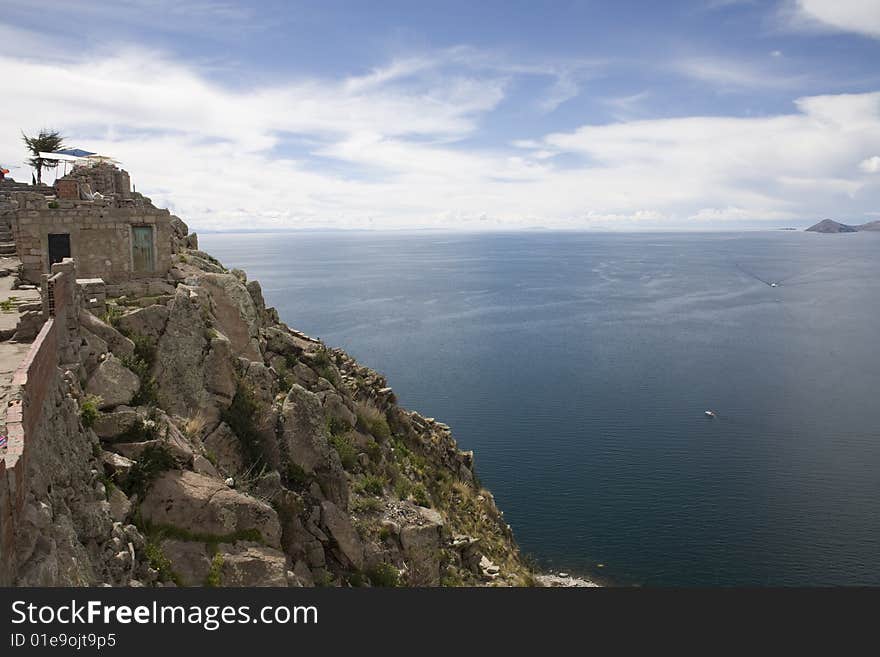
xmin=673 ymin=55 xmax=806 ymax=90
xmin=2 ymin=40 xmax=879 ymax=231
xmin=793 ymin=0 xmax=880 ymax=39
xmin=859 ymin=155 xmax=880 ymax=172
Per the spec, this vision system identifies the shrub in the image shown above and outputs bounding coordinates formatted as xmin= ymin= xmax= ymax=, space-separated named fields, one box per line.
xmin=394 ymin=478 xmax=413 ymax=500
xmin=80 ymin=395 xmax=101 ymax=429
xmin=285 ymin=462 xmax=310 ymax=490
xmin=311 ymin=348 xmax=338 ymax=385
xmin=144 ymin=540 xmax=180 ymax=585
xmin=329 ymin=432 xmax=358 ymax=471
xmin=356 ymin=401 xmax=391 ymax=442
xmin=365 ymin=438 xmax=382 ymax=464
xmin=359 ymin=474 xmax=385 ymax=496
xmin=124 ymin=443 xmax=176 ymax=498
xmin=121 ymin=334 xmax=159 ymax=407
xmin=115 ymin=417 xmax=159 ymax=444
xmin=367 ymin=563 xmax=399 ymax=587
xmin=204 ymin=553 xmax=224 ymax=587
xmin=47 ymin=200 xmax=59 ymax=209
xmin=102 ymin=304 xmax=124 ymax=327
xmin=222 ymin=382 xmax=268 ymax=469
xmin=351 ymin=496 xmax=383 ymax=514
xmin=412 ymin=483 xmax=431 ymax=508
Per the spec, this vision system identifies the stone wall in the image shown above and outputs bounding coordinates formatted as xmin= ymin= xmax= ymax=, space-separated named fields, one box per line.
xmin=10 ymin=193 xmax=172 ymax=284
xmin=0 ymin=262 xmax=77 ymax=585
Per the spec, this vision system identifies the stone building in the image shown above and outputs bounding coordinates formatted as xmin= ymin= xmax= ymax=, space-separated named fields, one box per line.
xmin=2 ymin=164 xmax=173 ymax=284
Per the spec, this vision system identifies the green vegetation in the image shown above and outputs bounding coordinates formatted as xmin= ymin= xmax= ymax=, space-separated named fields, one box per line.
xmin=79 ymin=395 xmax=101 ymax=429
xmin=101 ymin=304 xmax=124 ymax=327
xmin=412 ymin=483 xmax=431 ymax=508
xmin=21 ymin=129 xmax=64 ymax=185
xmin=204 ymin=553 xmax=224 ymax=587
xmin=123 ymin=443 xmax=175 ymax=498
xmin=365 ymin=438 xmax=382 ymax=464
xmin=393 ymin=478 xmax=412 ymax=500
xmin=328 ymin=429 xmax=358 ymax=471
xmin=0 ymin=298 xmax=16 ymax=313
xmin=367 ymin=563 xmax=400 ymax=587
xmin=222 ymin=382 xmax=269 ymax=470
xmin=351 ymin=496 xmax=383 ymax=514
xmin=311 ymin=348 xmax=338 ymax=385
xmin=47 ymin=200 xmax=59 ymax=209
xmin=285 ymin=462 xmax=311 ymax=491
xmin=358 ymin=474 xmax=385 ymax=496
xmin=121 ymin=334 xmax=159 ymax=407
xmin=144 ymin=540 xmax=181 ymax=586
xmin=115 ymin=415 xmax=159 ymax=444
xmin=356 ymin=401 xmax=391 ymax=442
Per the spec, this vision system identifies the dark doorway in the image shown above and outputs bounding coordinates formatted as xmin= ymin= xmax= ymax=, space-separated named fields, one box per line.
xmin=48 ymin=233 xmax=71 ymax=266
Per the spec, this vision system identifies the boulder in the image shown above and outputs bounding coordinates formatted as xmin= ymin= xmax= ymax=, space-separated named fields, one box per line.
xmin=80 ymin=329 xmax=108 ymax=375
xmin=399 ymin=507 xmax=444 ymax=586
xmin=108 ymin=487 xmax=132 ymax=522
xmin=139 ymin=471 xmax=281 ymax=547
xmin=320 ymin=391 xmax=356 ymax=430
xmin=320 ymin=501 xmax=364 ymax=570
xmin=280 ymin=385 xmax=348 ymax=506
xmin=85 ymin=356 xmax=140 ymax=409
xmin=292 ymin=362 xmax=318 ymax=387
xmin=92 ymin=406 xmax=141 ymax=439
xmin=203 ymin=334 xmax=236 ymax=403
xmin=78 ymin=310 xmax=135 ymax=358
xmin=264 ymin=327 xmax=316 ymax=357
xmin=199 ymin=272 xmax=262 ymax=360
xmin=112 ymin=437 xmax=192 ymax=464
xmin=101 ymin=450 xmax=134 ymax=484
xmin=203 ymin=422 xmax=245 ymax=476
xmin=216 ymin=544 xmax=289 ymax=587
xmin=192 ymin=455 xmax=220 ymax=478
xmin=159 ymin=539 xmax=211 ymax=586
xmin=115 ymin=305 xmax=169 ymax=341
xmin=153 ymin=286 xmax=214 ymax=418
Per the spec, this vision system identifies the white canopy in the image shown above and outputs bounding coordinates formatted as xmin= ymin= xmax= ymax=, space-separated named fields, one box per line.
xmin=38 ymin=151 xmax=85 ymax=162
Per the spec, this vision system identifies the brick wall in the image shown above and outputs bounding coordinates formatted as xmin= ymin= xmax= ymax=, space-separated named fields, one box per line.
xmin=0 ymin=318 xmax=58 ymax=585
xmin=0 ymin=264 xmax=74 ymax=585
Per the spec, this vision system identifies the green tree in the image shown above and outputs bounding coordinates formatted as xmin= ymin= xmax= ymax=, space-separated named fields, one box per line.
xmin=21 ymin=129 xmax=65 ymax=185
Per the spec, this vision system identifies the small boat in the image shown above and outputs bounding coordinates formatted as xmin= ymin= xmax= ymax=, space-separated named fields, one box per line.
xmin=704 ymin=410 xmax=716 ymax=418
xmin=770 ymin=282 xmax=778 ymax=288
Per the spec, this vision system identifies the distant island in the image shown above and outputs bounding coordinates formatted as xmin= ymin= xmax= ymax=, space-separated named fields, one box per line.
xmin=806 ymin=219 xmax=880 ymax=233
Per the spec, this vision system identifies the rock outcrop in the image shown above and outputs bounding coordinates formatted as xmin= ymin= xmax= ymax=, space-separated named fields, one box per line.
xmin=4 ymin=211 xmax=534 ymax=588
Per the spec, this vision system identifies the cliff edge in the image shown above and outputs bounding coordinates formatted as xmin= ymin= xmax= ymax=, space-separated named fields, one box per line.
xmin=2 ymin=214 xmax=535 ymax=587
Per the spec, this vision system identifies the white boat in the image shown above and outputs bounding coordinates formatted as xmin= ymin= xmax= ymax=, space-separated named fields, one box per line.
xmin=704 ymin=410 xmax=716 ymax=418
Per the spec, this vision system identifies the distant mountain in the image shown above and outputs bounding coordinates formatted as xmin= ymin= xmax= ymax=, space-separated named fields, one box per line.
xmin=856 ymin=220 xmax=880 ymax=231
xmin=805 ymin=219 xmax=859 ymax=233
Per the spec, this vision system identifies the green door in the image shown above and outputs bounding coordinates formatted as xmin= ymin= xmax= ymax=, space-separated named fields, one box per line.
xmin=132 ymin=226 xmax=154 ymax=272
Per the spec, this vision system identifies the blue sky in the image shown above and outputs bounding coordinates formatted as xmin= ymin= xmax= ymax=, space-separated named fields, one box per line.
xmin=2 ymin=0 xmax=880 ymax=230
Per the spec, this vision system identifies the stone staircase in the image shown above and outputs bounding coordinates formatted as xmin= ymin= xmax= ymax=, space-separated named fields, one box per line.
xmin=0 ymin=181 xmax=54 ymax=195
xmin=0 ymin=224 xmax=15 ymax=257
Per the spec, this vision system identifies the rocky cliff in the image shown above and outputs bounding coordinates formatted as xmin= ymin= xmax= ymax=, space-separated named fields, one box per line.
xmin=9 ymin=216 xmax=534 ymax=587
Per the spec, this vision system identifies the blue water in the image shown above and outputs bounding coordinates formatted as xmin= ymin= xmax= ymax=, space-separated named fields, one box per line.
xmin=200 ymin=231 xmax=880 ymax=586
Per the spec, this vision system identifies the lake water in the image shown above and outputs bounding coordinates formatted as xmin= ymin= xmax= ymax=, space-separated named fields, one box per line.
xmin=200 ymin=230 xmax=880 ymax=586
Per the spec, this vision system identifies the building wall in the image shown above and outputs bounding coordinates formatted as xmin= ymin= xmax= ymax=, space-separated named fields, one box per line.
xmin=11 ymin=194 xmax=172 ymax=283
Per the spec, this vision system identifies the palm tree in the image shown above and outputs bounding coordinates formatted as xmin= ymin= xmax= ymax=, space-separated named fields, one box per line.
xmin=21 ymin=129 xmax=65 ymax=185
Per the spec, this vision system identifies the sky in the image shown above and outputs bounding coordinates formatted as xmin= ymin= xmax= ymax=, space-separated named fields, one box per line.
xmin=2 ymin=0 xmax=879 ymax=231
